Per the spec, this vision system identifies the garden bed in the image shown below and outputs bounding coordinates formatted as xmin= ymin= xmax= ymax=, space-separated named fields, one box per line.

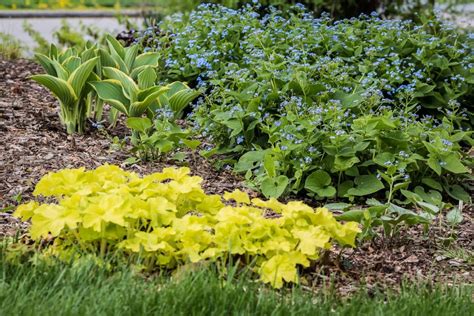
xmin=1 ymin=57 xmax=472 ymax=295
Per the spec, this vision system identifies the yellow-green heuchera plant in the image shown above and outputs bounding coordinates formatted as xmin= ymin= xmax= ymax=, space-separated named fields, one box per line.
xmin=14 ymin=165 xmax=360 ymax=288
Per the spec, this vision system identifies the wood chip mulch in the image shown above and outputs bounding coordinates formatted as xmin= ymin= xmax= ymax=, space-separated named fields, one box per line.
xmin=0 ymin=58 xmax=472 ymax=294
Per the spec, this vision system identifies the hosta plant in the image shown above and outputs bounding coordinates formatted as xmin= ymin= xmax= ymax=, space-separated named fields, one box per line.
xmin=91 ymin=66 xmax=199 ymax=120
xmin=32 ymin=44 xmax=99 ymax=134
xmin=14 ymin=165 xmax=360 ymax=288
xmin=90 ymin=66 xmax=170 ymax=118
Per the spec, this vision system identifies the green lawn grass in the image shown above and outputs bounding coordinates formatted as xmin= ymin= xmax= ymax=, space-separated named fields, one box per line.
xmin=1 ymin=254 xmax=472 ymax=316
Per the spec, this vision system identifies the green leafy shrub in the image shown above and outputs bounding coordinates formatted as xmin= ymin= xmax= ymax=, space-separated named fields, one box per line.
xmin=131 ymin=4 xmax=473 ymax=206
xmin=14 ymin=165 xmax=359 ymax=288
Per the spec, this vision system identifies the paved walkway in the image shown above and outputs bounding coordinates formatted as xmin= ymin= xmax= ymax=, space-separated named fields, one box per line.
xmin=0 ymin=9 xmax=144 ymax=18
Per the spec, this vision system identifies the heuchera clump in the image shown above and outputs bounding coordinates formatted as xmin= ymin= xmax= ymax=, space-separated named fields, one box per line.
xmin=14 ymin=165 xmax=359 ymax=288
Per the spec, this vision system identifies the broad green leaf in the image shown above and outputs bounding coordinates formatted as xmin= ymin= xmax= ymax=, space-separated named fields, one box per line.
xmin=181 ymin=139 xmax=201 ymax=150
xmin=444 ymin=184 xmax=470 ymax=202
xmin=334 ymin=156 xmax=360 ymax=172
xmin=263 ymin=153 xmax=276 ymax=178
xmin=347 ymin=175 xmax=384 ymax=196
xmin=126 ymin=117 xmax=152 ymax=133
xmin=324 ymin=203 xmax=352 ymax=211
xmin=421 ymin=177 xmax=443 ymax=191
xmin=427 ymin=156 xmax=442 ymax=175
xmin=261 ymin=176 xmax=289 ymax=198
xmin=336 ymin=209 xmax=366 ymax=222
xmin=442 ymin=154 xmax=469 ymax=174
xmin=31 ymin=74 xmax=77 ymax=106
xmin=304 ymin=170 xmax=335 ymax=197
xmin=235 ymin=150 xmax=266 ymax=172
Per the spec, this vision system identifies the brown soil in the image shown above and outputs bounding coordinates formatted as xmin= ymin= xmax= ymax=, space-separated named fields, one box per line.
xmin=0 ymin=58 xmax=472 ymax=293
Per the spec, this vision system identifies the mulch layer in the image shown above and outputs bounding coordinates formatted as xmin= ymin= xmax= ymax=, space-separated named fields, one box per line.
xmin=0 ymin=58 xmax=472 ymax=294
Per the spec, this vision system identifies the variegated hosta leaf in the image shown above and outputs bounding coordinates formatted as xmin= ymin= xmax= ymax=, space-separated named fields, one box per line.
xmin=31 ymin=74 xmax=77 ymax=107
xmin=89 ymin=80 xmax=130 ymax=115
xmin=98 ymin=48 xmax=118 ymax=69
xmin=168 ymin=86 xmax=200 ymax=118
xmin=124 ymin=45 xmax=139 ymax=74
xmin=158 ymin=82 xmax=200 ymax=119
xmin=132 ymin=52 xmax=161 ymax=69
xmin=131 ymin=87 xmax=169 ymax=117
xmin=51 ymin=59 xmax=70 ymax=80
xmin=62 ymin=56 xmax=81 ymax=75
xmin=137 ymin=66 xmax=157 ymax=89
xmin=103 ymin=67 xmax=139 ymax=98
xmin=35 ymin=53 xmax=57 ymax=76
xmin=68 ymin=57 xmax=98 ymax=97
xmin=106 ymin=34 xmax=125 ymax=60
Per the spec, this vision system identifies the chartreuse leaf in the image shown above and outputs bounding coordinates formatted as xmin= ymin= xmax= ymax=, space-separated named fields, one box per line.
xmin=259 ymin=252 xmax=308 ymax=288
xmin=14 ymin=165 xmax=360 ymax=289
xmin=223 ymin=189 xmax=250 ymax=204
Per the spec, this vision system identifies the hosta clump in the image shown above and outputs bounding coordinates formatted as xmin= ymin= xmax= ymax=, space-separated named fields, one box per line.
xmin=32 ymin=44 xmax=99 ymax=134
xmin=14 ymin=165 xmax=359 ymax=288
xmin=133 ymin=4 xmax=473 ymax=205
